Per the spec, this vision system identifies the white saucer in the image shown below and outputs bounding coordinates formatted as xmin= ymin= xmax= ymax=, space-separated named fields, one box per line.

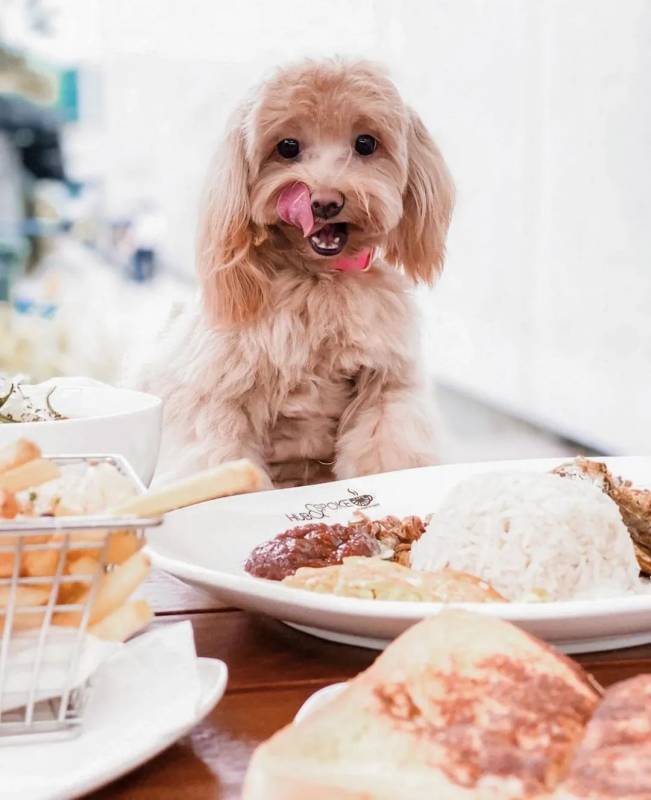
xmin=294 ymin=682 xmax=346 ymax=725
xmin=1 ymin=657 xmax=228 ymax=800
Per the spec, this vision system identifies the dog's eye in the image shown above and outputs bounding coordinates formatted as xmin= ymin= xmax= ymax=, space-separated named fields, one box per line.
xmin=354 ymin=134 xmax=377 ymax=156
xmin=277 ymin=138 xmax=300 ymax=159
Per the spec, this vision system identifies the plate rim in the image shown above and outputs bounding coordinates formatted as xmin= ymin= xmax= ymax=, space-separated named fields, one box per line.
xmin=148 ymin=547 xmax=651 ymax=623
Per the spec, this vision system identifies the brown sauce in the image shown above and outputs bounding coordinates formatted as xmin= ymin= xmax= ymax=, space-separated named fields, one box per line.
xmin=244 ymin=522 xmax=381 ymax=580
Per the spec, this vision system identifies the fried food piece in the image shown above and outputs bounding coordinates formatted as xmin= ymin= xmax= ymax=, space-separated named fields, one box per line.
xmin=0 ymin=458 xmax=60 ymax=492
xmin=53 ymin=550 xmax=150 ymax=627
xmin=53 ymin=555 xmax=102 ymax=604
xmin=0 ymin=489 xmax=17 ymax=519
xmin=22 ymin=547 xmax=59 ymax=577
xmin=283 ymin=557 xmax=506 ymax=602
xmin=553 ymin=457 xmax=651 ymax=572
xmin=88 ymin=599 xmax=153 ymax=642
xmin=0 ymin=440 xmax=152 ymax=645
xmin=59 ymin=529 xmax=143 ymax=567
xmin=0 ymin=533 xmax=51 ymax=578
xmin=112 ymin=458 xmax=267 ymax=516
xmin=0 ymin=584 xmax=50 ymax=607
xmin=0 ymin=438 xmax=40 ymax=474
xmin=0 ymin=584 xmax=51 ymax=633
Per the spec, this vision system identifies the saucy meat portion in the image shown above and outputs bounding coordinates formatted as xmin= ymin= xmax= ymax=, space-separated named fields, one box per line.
xmin=245 ymin=522 xmax=381 ymax=581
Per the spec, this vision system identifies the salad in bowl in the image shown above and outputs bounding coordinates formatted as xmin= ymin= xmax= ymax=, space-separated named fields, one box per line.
xmin=0 ymin=377 xmax=162 ymax=485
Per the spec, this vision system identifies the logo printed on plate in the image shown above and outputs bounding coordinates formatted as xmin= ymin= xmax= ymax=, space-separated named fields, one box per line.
xmin=285 ymin=488 xmax=378 ymax=522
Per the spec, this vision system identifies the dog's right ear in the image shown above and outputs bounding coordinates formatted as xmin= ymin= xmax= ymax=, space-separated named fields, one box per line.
xmin=196 ymin=115 xmax=269 ymax=327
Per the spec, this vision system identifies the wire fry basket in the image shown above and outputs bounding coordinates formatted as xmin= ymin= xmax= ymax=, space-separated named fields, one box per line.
xmin=0 ymin=455 xmax=161 ymax=744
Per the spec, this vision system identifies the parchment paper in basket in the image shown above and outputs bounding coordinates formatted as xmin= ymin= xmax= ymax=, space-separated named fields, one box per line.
xmin=0 ymin=628 xmax=119 ymax=713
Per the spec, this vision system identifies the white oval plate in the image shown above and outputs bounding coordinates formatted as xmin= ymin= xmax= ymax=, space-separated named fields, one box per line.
xmin=148 ymin=456 xmax=651 ymax=653
xmin=1 ymin=658 xmax=227 ymax=800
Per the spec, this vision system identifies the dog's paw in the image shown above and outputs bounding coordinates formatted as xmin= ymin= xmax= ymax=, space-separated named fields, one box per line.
xmin=255 ymin=469 xmax=275 ymax=492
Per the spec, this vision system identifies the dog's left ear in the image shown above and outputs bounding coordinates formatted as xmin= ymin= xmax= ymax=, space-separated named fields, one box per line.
xmin=385 ymin=110 xmax=455 ymax=284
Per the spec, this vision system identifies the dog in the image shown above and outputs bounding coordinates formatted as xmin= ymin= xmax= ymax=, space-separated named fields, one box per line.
xmin=136 ymin=59 xmax=454 ymax=488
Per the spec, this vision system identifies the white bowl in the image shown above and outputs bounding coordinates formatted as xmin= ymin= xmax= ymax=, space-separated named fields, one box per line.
xmin=0 ymin=377 xmax=162 ymax=485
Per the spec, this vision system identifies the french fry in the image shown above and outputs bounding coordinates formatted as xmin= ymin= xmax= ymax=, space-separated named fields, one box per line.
xmin=0 ymin=459 xmax=60 ymax=492
xmin=0 ymin=537 xmax=17 ymax=578
xmin=0 ymin=439 xmax=40 ymax=475
xmin=88 ymin=599 xmax=153 ymax=641
xmin=22 ymin=547 xmax=59 ymax=578
xmin=0 ymin=584 xmax=50 ymax=633
xmin=52 ymin=504 xmax=104 ymax=562
xmin=0 ymin=489 xmax=18 ymax=519
xmin=0 ymin=533 xmax=50 ymax=578
xmin=56 ymin=581 xmax=89 ymax=606
xmin=67 ymin=556 xmax=101 ymax=577
xmin=0 ymin=584 xmax=50 ymax=607
xmin=89 ymin=551 xmax=150 ymax=624
xmin=53 ymin=550 xmax=150 ymax=628
xmin=53 ymin=504 xmax=82 ymax=518
xmin=0 ymin=440 xmax=152 ymax=646
xmin=105 ymin=531 xmax=142 ymax=564
xmin=63 ymin=530 xmax=143 ymax=566
xmin=56 ymin=555 xmax=101 ymax=604
xmin=0 ymin=608 xmax=49 ymax=634
xmin=111 ymin=458 xmax=266 ymax=517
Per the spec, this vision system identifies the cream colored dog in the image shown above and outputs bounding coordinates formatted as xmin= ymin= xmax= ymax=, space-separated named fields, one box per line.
xmin=137 ymin=59 xmax=454 ymax=488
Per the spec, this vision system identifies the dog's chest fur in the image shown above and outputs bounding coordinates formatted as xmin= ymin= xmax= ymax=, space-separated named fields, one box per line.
xmin=142 ymin=264 xmax=418 ymax=486
xmin=248 ymin=267 xmax=415 ymax=485
xmin=262 ymin=339 xmax=356 ymax=486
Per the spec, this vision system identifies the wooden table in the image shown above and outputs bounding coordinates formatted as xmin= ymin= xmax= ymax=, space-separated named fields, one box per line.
xmin=88 ymin=569 xmax=651 ymax=799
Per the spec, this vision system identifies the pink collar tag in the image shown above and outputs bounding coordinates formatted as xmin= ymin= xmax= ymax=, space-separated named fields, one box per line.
xmin=333 ymin=247 xmax=374 ymax=272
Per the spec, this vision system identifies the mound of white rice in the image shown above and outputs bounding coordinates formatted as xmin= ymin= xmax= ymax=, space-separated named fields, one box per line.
xmin=410 ymin=472 xmax=640 ymax=601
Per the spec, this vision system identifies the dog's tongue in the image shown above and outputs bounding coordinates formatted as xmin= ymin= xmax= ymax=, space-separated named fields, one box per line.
xmin=277 ymin=182 xmax=314 ymax=237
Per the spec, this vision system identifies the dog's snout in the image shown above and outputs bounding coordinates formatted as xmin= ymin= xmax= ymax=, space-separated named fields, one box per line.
xmin=311 ymin=189 xmax=345 ymax=220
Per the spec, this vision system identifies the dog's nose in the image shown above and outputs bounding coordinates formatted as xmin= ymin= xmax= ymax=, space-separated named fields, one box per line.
xmin=311 ymin=189 xmax=345 ymax=220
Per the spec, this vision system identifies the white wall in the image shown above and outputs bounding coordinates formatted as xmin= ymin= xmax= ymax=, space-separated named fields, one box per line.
xmin=7 ymin=0 xmax=651 ymax=453
xmin=40 ymin=0 xmax=406 ymax=270
xmin=406 ymin=1 xmax=651 ymax=454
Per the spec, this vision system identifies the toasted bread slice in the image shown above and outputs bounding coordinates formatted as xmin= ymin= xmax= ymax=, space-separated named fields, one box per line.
xmin=243 ymin=611 xmax=600 ymax=800
xmin=554 ymin=674 xmax=651 ymax=799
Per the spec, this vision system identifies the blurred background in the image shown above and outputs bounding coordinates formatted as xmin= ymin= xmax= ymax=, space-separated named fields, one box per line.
xmin=1 ymin=0 xmax=649 ymax=460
